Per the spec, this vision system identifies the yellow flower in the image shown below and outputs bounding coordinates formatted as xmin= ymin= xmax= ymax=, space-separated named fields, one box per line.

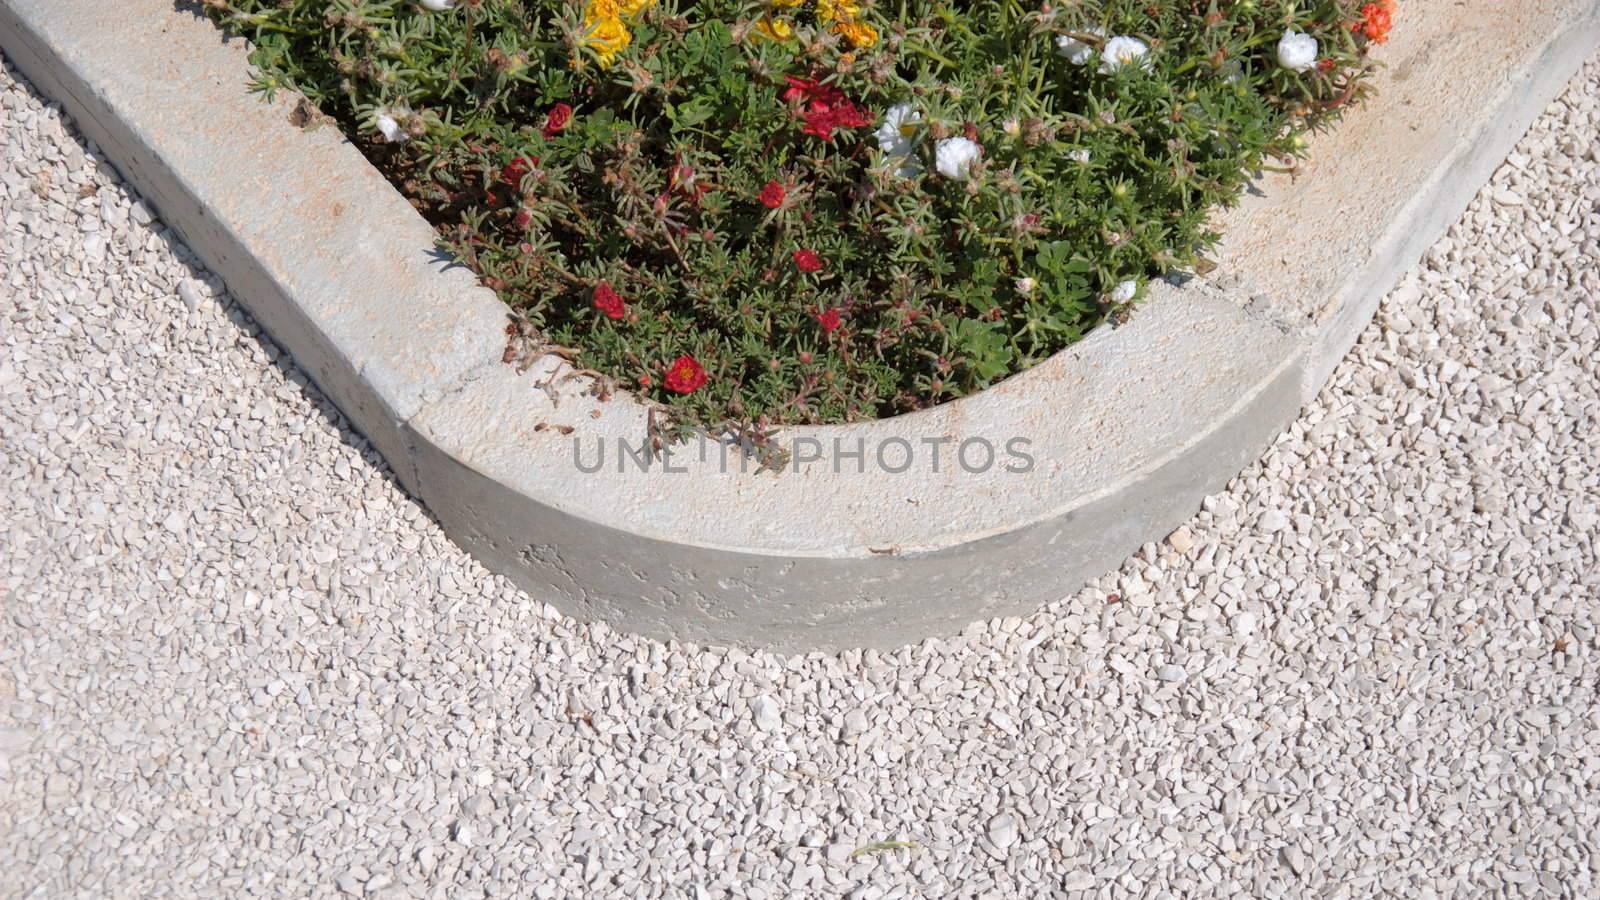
xmin=834 ymin=20 xmax=877 ymax=48
xmin=583 ymin=15 xmax=632 ymax=67
xmin=587 ymin=0 xmax=650 ymax=22
xmin=817 ymin=0 xmax=860 ymax=22
xmin=755 ymin=15 xmax=794 ymax=41
xmin=762 ymin=0 xmax=870 ymax=47
xmin=578 ymin=0 xmax=649 ymax=67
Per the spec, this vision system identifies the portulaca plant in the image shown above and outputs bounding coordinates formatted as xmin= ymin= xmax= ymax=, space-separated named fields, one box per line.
xmin=202 ymin=0 xmax=1396 ymax=430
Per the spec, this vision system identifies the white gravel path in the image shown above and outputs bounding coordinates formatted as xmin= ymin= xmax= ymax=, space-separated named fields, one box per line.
xmin=3 ymin=50 xmax=1599 ymax=899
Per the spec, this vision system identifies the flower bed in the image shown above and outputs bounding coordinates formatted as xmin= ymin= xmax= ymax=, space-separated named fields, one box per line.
xmin=202 ymin=0 xmax=1394 ymax=430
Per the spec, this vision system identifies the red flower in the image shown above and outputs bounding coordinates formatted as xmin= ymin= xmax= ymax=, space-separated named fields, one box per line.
xmin=664 ymin=355 xmax=708 ymax=395
xmin=541 ymin=103 xmax=574 ymax=138
xmin=800 ymin=101 xmax=871 ymax=141
xmin=816 ymin=308 xmax=843 ymax=334
xmin=1317 ymin=58 xmax=1337 ymax=73
xmin=783 ymin=76 xmax=871 ymax=141
xmin=759 ymin=180 xmax=786 ymax=209
xmin=793 ymin=249 xmax=825 ymax=273
xmin=592 ymin=282 xmax=626 ymax=320
xmin=1354 ymin=1 xmax=1395 ymax=43
xmin=782 ymin=76 xmax=845 ymax=107
xmin=503 ymin=155 xmax=539 ymax=186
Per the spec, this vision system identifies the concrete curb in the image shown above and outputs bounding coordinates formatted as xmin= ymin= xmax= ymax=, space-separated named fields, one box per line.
xmin=4 ymin=0 xmax=1595 ymax=651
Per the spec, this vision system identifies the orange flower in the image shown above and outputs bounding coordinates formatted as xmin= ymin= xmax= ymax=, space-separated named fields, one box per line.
xmin=1354 ymin=1 xmax=1395 ymax=44
xmin=833 ymin=21 xmax=878 ymax=49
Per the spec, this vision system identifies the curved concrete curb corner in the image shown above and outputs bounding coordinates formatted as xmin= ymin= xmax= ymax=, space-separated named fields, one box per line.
xmin=5 ymin=0 xmax=1596 ymax=651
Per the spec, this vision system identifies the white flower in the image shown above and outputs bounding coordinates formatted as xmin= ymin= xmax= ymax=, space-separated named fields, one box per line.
xmin=1110 ymin=279 xmax=1139 ymax=303
xmin=1054 ymin=28 xmax=1103 ymax=66
xmin=875 ymin=103 xmax=924 ymax=176
xmin=1098 ymin=36 xmax=1150 ymax=74
xmin=934 ymin=137 xmax=981 ymax=181
xmin=1015 ymin=277 xmax=1037 ymax=296
xmin=375 ymin=111 xmax=409 ymax=144
xmin=419 ymin=0 xmax=456 ymax=9
xmin=1277 ymin=31 xmax=1319 ymax=73
xmin=1067 ymin=148 xmax=1091 ymax=164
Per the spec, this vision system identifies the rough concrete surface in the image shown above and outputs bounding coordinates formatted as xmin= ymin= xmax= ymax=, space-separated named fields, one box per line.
xmin=4 ymin=42 xmax=1600 ymax=900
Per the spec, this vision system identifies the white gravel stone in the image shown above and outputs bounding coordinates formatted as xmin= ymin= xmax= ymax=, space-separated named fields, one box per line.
xmin=839 ymin=708 xmax=869 ymax=741
xmin=1166 ymin=525 xmax=1196 ymax=555
xmin=749 ymin=694 xmax=782 ymax=732
xmin=1061 ymin=871 xmax=1095 ymax=891
xmin=3 ymin=49 xmax=1599 ymax=900
xmin=987 ymin=812 xmax=1019 ymax=852
xmin=1256 ymin=508 xmax=1289 ymax=534
xmin=177 ymin=278 xmax=204 ymax=312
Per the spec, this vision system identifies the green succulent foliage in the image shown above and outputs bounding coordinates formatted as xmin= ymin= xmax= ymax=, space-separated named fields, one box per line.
xmin=201 ymin=0 xmax=1381 ymax=428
